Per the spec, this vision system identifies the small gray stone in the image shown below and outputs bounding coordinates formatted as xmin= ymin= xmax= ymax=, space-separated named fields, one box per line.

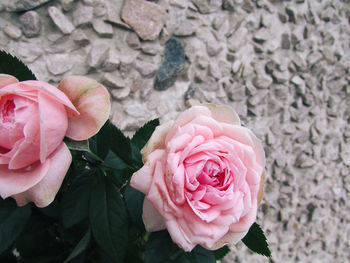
xmin=273 ymin=70 xmax=289 ymax=84
xmin=294 ymin=153 xmax=316 ymax=168
xmin=281 ymin=33 xmax=290 ymax=50
xmin=92 ymin=20 xmax=113 ymax=37
xmin=206 ymin=40 xmax=223 ymax=57
xmin=191 ymin=0 xmax=221 ymax=14
xmin=104 ymin=0 xmax=131 ymax=29
xmin=170 ymin=0 xmax=187 ymax=8
xmin=119 ymin=56 xmax=135 ymax=74
xmin=253 ymin=74 xmax=273 ymax=89
xmin=174 ymin=20 xmax=195 ymax=37
xmin=19 ymin=11 xmax=41 ymax=38
xmin=232 ymin=60 xmax=242 ymax=74
xmin=73 ymin=5 xmax=93 ymax=26
xmin=285 ymin=6 xmax=296 ymax=23
xmin=253 ymin=28 xmax=270 ymax=44
xmin=46 ymin=54 xmax=73 ymax=75
xmin=219 ymin=60 xmax=231 ymax=77
xmin=125 ymin=104 xmax=147 ymax=118
xmin=121 ymin=0 xmax=167 ymax=41
xmin=60 ymin=0 xmax=74 ymax=11
xmin=102 ymin=73 xmax=126 ymax=89
xmin=227 ymin=27 xmax=248 ymax=52
xmin=278 ymin=13 xmax=288 ymax=23
xmin=7 ymin=0 xmax=52 ymax=11
xmin=156 ymin=101 xmax=169 ymax=115
xmin=195 ymin=54 xmax=209 ymax=70
xmin=242 ymin=1 xmax=253 ymax=13
xmin=111 ymin=87 xmax=130 ymax=100
xmin=226 ymin=83 xmax=246 ymax=101
xmin=48 ymin=6 xmax=75 ymax=34
xmin=248 ymin=90 xmax=268 ymax=106
xmin=208 ymin=63 xmax=221 ymax=80
xmin=222 ymin=0 xmax=234 ymax=11
xmin=184 ymin=86 xmax=196 ymax=101
xmin=134 ymin=60 xmax=158 ymax=78
xmin=291 ymin=53 xmax=307 ymax=71
xmin=154 ymin=37 xmax=186 ymax=90
xmin=291 ymin=75 xmax=305 ymax=87
xmin=102 ymin=51 xmax=120 ymax=72
xmin=72 ymin=29 xmax=90 ymax=46
xmin=94 ymin=2 xmax=107 ymax=17
xmin=83 ymin=0 xmax=101 ymax=6
xmin=126 ymin=32 xmax=141 ymax=50
xmin=3 ymin=24 xmax=22 ymax=39
xmin=87 ymin=43 xmax=109 ymax=68
xmin=212 ymin=15 xmax=226 ymax=30
xmin=16 ymin=43 xmax=42 ymax=63
xmin=141 ymin=42 xmax=163 ymax=56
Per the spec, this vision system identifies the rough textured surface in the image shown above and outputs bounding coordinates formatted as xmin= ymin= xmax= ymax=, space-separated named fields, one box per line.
xmin=0 ymin=0 xmax=350 ymax=262
xmin=121 ymin=0 xmax=167 ymax=40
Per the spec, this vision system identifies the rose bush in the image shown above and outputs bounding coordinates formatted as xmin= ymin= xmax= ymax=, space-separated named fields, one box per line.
xmin=0 ymin=74 xmax=110 ymax=207
xmin=131 ymin=104 xmax=265 ymax=252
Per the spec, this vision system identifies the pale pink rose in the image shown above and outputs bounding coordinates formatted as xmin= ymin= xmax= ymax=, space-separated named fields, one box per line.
xmin=0 ymin=74 xmax=111 ymax=207
xmin=131 ymin=105 xmax=265 ymax=252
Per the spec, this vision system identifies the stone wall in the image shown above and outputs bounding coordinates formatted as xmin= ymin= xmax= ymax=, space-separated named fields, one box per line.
xmin=1 ymin=0 xmax=350 ymax=262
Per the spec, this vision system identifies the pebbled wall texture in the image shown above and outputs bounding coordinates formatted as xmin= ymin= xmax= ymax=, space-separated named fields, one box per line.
xmin=1 ymin=0 xmax=350 ymax=262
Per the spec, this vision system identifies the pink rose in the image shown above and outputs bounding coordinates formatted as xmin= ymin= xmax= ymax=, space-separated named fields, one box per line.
xmin=0 ymin=74 xmax=110 ymax=207
xmin=131 ymin=105 xmax=265 ymax=252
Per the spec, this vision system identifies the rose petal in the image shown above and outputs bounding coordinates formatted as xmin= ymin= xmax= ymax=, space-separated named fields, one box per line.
xmin=130 ymin=149 xmax=166 ymax=194
xmin=0 ymin=81 xmax=79 ymax=116
xmin=0 ymin=74 xmax=18 ymax=89
xmin=204 ymin=104 xmax=241 ymax=125
xmin=141 ymin=120 xmax=174 ymax=161
xmin=38 ymin=92 xmax=68 ymax=163
xmin=57 ymin=76 xmax=111 ymax=141
xmin=8 ymin=110 xmax=41 ymax=169
xmin=11 ymin=143 xmax=71 ymax=207
xmin=0 ymin=160 xmax=50 ymax=199
xmin=142 ymin=199 xmax=166 ymax=232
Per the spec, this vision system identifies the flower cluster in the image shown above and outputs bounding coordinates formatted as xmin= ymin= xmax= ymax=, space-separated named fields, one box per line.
xmin=0 ymin=52 xmax=270 ymax=262
xmin=131 ymin=105 xmax=265 ymax=251
xmin=0 ymin=75 xmax=110 ymax=207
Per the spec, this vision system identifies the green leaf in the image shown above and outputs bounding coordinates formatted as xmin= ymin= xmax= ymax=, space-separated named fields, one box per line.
xmin=186 ymin=246 xmax=216 ymax=263
xmin=213 ymin=245 xmax=230 ymax=260
xmin=0 ymin=50 xmax=36 ymax=80
xmin=145 ymin=230 xmax=180 ymax=263
xmin=131 ymin=119 xmax=160 ymax=150
xmin=109 ymin=123 xmax=142 ymax=169
xmin=64 ymin=138 xmax=90 ymax=152
xmin=61 ymin=170 xmax=93 ymax=228
xmin=0 ymin=198 xmax=31 ymax=253
xmin=96 ymin=120 xmax=112 ymax=160
xmin=145 ymin=231 xmax=216 ymax=263
xmin=242 ymin=223 xmax=271 ymax=257
xmin=63 ymin=230 xmax=91 ymax=263
xmin=103 ymin=151 xmax=133 ymax=187
xmin=124 ymin=184 xmax=145 ymax=231
xmin=90 ymin=172 xmax=129 ymax=263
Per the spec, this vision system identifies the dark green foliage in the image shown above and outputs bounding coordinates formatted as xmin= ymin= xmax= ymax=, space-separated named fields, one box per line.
xmin=131 ymin=119 xmax=160 ymax=150
xmin=145 ymin=230 xmax=216 ymax=263
xmin=0 ymin=50 xmax=36 ymax=80
xmin=0 ymin=198 xmax=31 ymax=254
xmin=214 ymin=245 xmax=230 ymax=260
xmin=242 ymin=223 xmax=272 ymax=257
xmin=89 ymin=172 xmax=128 ymax=263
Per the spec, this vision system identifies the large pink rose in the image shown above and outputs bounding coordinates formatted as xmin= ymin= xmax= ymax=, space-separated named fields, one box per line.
xmin=0 ymin=74 xmax=110 ymax=207
xmin=131 ymin=105 xmax=265 ymax=252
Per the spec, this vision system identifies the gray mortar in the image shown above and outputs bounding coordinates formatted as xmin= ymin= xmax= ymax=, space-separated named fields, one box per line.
xmin=0 ymin=0 xmax=350 ymax=262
